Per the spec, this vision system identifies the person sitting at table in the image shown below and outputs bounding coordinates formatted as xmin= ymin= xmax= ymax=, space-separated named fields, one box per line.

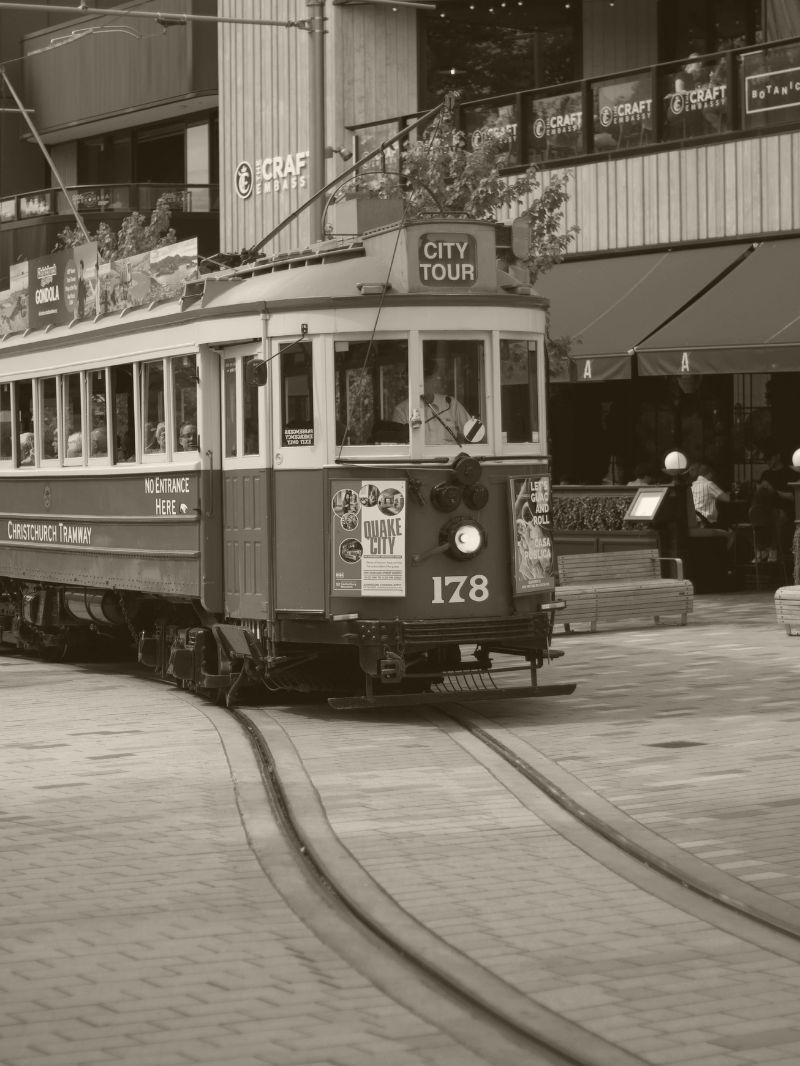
xmin=627 ymin=462 xmax=660 ymax=486
xmin=758 ymin=446 xmax=796 ymax=557
xmin=691 ymin=463 xmax=729 ymax=528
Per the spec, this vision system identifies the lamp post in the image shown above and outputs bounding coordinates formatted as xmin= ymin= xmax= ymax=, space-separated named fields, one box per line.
xmin=663 ymin=450 xmax=691 ymax=569
xmin=307 ymin=0 xmax=326 ymax=244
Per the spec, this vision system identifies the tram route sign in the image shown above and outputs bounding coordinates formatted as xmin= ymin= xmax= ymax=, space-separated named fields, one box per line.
xmin=418 ymin=232 xmax=477 ymax=287
xmin=331 ymin=479 xmax=406 ymax=597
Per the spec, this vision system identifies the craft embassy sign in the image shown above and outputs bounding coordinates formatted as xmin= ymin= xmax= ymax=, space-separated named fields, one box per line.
xmin=235 ymin=151 xmax=310 ymax=199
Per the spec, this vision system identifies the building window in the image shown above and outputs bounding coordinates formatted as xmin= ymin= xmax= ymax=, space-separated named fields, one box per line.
xmin=659 ymin=0 xmax=762 ymax=62
xmin=420 ymin=3 xmax=580 ymax=107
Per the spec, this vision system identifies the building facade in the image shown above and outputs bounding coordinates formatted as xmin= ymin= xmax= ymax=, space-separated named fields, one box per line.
xmin=0 ymin=0 xmax=220 ymax=287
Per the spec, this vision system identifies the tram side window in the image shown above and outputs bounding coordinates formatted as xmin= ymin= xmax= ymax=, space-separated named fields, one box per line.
xmin=111 ymin=365 xmax=135 ymax=462
xmin=223 ymin=358 xmax=236 ymax=457
xmin=63 ymin=373 xmax=83 ymax=459
xmin=500 ymin=339 xmax=540 ymax=444
xmin=16 ymin=379 xmax=34 ymax=466
xmin=410 ymin=340 xmax=486 ymax=446
xmin=334 ymin=340 xmax=408 ymax=446
xmin=242 ymin=356 xmax=259 ymax=455
xmin=89 ymin=370 xmax=108 ymax=458
xmin=142 ymin=360 xmax=165 ymax=453
xmin=41 ymin=377 xmax=59 ymax=459
xmin=281 ymin=342 xmax=313 ymax=447
xmin=173 ymin=354 xmax=198 ymax=453
xmin=0 ymin=382 xmax=11 ymax=461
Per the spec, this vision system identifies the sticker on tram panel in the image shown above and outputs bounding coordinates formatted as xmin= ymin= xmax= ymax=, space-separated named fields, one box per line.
xmin=331 ymin=479 xmax=406 ymax=597
xmin=509 ymin=475 xmax=554 ymax=595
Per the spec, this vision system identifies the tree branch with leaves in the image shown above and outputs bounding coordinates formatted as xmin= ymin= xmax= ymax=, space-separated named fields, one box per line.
xmin=52 ymin=196 xmax=177 ymax=260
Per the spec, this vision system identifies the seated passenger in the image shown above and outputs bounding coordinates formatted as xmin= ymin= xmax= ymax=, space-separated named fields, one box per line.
xmin=177 ymin=422 xmax=198 ymax=451
xmin=147 ymin=422 xmax=166 ymax=453
xmin=66 ymin=432 xmax=82 ymax=458
xmin=392 ymin=357 xmax=473 ymax=445
xmin=115 ymin=432 xmax=134 ymax=462
xmin=90 ymin=427 xmax=107 ymax=456
xmin=19 ymin=432 xmax=34 ymax=466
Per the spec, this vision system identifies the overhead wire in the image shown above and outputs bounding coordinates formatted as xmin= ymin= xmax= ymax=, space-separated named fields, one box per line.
xmin=335 ymin=97 xmax=457 ymax=460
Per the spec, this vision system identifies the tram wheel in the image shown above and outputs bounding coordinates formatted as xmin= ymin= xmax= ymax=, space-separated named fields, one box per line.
xmin=37 ymin=640 xmax=69 ymax=663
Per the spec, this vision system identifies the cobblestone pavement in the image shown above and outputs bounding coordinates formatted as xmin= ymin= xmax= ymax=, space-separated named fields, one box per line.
xmin=0 ymin=659 xmax=487 ymax=1066
xmin=258 ymin=592 xmax=800 ymax=1066
xmin=2 ymin=591 xmax=800 ymax=1066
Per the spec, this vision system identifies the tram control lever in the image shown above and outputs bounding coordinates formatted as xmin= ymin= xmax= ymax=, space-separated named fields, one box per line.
xmin=411 ymin=542 xmax=449 ymax=565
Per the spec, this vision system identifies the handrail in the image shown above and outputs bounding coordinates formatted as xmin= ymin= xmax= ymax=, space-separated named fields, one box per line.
xmin=349 ymin=32 xmax=800 ymax=172
xmin=0 ymin=182 xmax=220 ymax=224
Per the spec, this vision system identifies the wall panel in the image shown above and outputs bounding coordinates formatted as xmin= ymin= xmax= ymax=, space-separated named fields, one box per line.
xmin=535 ymin=130 xmax=800 ymax=259
xmin=219 ymin=1 xmax=416 ymax=256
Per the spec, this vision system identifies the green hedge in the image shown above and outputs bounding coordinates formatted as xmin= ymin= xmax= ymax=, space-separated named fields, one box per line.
xmin=553 ymin=494 xmax=636 ymax=532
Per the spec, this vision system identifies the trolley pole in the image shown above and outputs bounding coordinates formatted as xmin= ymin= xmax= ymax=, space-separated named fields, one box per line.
xmin=307 ymin=0 xmax=326 ymax=244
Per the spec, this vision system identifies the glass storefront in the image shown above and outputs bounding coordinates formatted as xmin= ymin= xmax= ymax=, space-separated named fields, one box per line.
xmin=419 ymin=3 xmax=579 ymax=108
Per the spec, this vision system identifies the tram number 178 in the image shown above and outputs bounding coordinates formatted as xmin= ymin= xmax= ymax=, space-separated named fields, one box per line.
xmin=431 ymin=575 xmax=489 ymax=603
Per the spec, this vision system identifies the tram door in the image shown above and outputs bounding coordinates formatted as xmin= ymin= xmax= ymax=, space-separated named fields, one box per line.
xmin=219 ymin=349 xmax=270 ymax=620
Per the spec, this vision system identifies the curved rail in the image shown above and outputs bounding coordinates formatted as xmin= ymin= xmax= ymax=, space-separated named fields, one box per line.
xmin=443 ymin=703 xmax=800 ymax=946
xmin=227 ymin=703 xmax=647 ymax=1066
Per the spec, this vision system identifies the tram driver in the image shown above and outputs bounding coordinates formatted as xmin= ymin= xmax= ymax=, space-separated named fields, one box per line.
xmin=392 ymin=356 xmax=474 ymax=446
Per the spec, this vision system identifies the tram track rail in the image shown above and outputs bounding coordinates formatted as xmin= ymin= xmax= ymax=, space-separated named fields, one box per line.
xmin=208 ymin=692 xmax=800 ymax=1066
xmin=220 ymin=701 xmax=648 ymax=1066
xmin=442 ymin=703 xmax=800 ymax=949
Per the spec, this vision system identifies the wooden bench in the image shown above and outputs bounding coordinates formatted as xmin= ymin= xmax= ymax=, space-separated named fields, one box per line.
xmin=556 ymin=549 xmax=694 ymax=632
xmin=774 ymin=586 xmax=800 ymax=635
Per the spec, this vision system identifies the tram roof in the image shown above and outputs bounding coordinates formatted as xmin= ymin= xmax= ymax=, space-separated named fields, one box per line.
xmin=0 ymin=219 xmax=543 ymax=357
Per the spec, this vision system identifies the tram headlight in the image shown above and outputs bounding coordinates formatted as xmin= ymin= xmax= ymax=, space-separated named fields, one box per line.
xmin=441 ymin=516 xmax=486 ymax=559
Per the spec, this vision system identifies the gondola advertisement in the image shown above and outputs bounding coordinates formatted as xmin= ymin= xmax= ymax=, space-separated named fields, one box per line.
xmin=331 ymin=480 xmax=406 ymax=596
xmin=510 ymin=474 xmax=554 ymax=593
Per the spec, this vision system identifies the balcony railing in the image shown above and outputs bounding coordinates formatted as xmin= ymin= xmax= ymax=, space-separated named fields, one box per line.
xmin=349 ymin=34 xmax=800 ymax=176
xmin=0 ymin=183 xmax=219 ymax=225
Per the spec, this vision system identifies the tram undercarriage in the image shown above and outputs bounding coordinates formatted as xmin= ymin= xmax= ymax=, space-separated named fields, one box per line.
xmin=0 ymin=581 xmax=573 ymax=707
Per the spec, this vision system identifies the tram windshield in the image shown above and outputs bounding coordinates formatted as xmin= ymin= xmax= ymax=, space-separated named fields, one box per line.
xmin=334 ymin=339 xmax=408 ymax=446
xmin=401 ymin=340 xmax=487 ymax=447
xmin=500 ymin=339 xmax=540 ymax=444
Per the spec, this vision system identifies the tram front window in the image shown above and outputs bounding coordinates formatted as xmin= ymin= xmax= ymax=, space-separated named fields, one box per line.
xmin=334 ymin=339 xmax=408 ymax=446
xmin=395 ymin=340 xmax=486 ymax=446
xmin=500 ymin=339 xmax=540 ymax=444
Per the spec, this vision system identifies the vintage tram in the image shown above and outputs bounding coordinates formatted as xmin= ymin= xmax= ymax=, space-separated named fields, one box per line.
xmin=0 ymin=216 xmax=571 ymax=707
